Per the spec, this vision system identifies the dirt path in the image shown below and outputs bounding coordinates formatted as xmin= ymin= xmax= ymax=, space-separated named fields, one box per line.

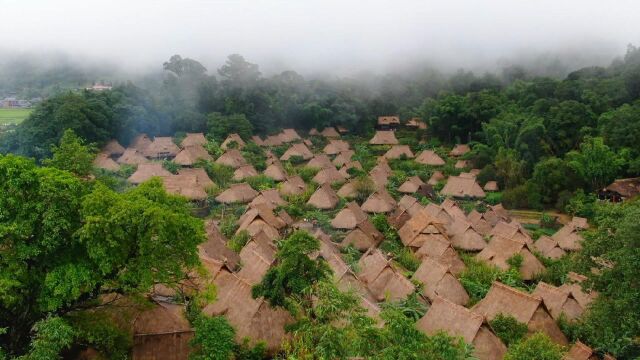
xmin=508 ymin=209 xmax=571 ymax=225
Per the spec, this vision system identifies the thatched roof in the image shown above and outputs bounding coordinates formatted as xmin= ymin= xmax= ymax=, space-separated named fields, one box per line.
xmin=200 ymin=220 xmax=240 ymax=269
xmin=369 ymin=130 xmax=398 ymax=145
xmin=483 ymin=181 xmax=499 ymax=191
xmin=251 ymin=135 xmax=265 ymax=146
xmin=414 ymin=233 xmax=466 ymax=276
xmin=143 ymin=137 xmax=180 ymax=158
xmin=336 ymin=179 xmax=358 ymax=198
xmin=415 ymin=150 xmax=445 ymax=166
xmin=568 ymin=216 xmax=589 ymax=229
xmin=477 ymin=236 xmax=545 ymax=280
xmin=331 ymin=201 xmax=368 ymax=229
xmin=417 ymin=297 xmax=507 ymax=360
xmin=215 ymin=183 xmax=258 ymax=204
xmin=312 ymin=166 xmax=345 ymax=185
xmin=307 ymin=154 xmax=333 ymax=169
xmin=532 ymin=282 xmax=586 ymax=321
xmin=233 ymin=165 xmax=259 ymax=180
xmin=490 ymin=221 xmax=532 ymax=244
xmin=179 ymin=168 xmax=214 ymax=188
xmin=361 ymin=189 xmax=396 ymax=213
xmin=406 ymin=117 xmax=427 ymax=129
xmin=280 ymin=128 xmax=301 ymax=143
xmin=447 ymin=216 xmax=487 ymax=251
xmin=117 ymin=148 xmax=149 ymax=165
xmin=102 ymin=139 xmax=125 ymax=156
xmin=369 ymin=168 xmax=389 ymax=189
xmin=339 ymin=161 xmax=362 ymax=179
xmin=320 ymin=127 xmax=341 ymax=138
xmin=307 ymin=183 xmax=339 ymax=209
xmin=472 ymin=282 xmax=568 ymax=345
xmin=173 ymin=145 xmax=213 ymax=166
xmin=280 ymin=143 xmax=313 ymax=161
xmin=427 ymin=171 xmax=445 ymax=185
xmin=337 ymin=126 xmax=348 ymax=134
xmin=237 ymin=238 xmax=276 ymax=284
xmin=279 ymin=176 xmax=307 ymax=196
xmin=94 ymin=153 xmax=121 ymax=171
xmin=333 ymin=150 xmax=355 ymax=167
xmin=216 ymin=149 xmax=247 ymax=168
xmin=203 ymin=271 xmax=293 ymax=352
xmin=533 ymin=236 xmax=567 ymax=260
xmin=262 ymin=134 xmax=284 ymax=146
xmin=162 ymin=173 xmax=209 ymax=200
xmin=441 ymin=176 xmax=486 ymax=198
xmin=342 ymin=227 xmax=379 ymax=251
xmin=383 ymin=145 xmax=414 ymax=159
xmin=221 ymin=133 xmax=246 ymax=150
xmin=398 ymin=176 xmax=424 ymax=193
xmin=565 ymin=341 xmax=596 ymax=360
xmin=357 ymin=249 xmax=414 ymax=302
xmin=249 ymin=189 xmax=288 ymax=210
xmin=128 ymin=163 xmax=172 ymax=184
xmin=130 ymin=134 xmax=152 ymax=152
xmin=398 ymin=208 xmax=447 ymax=249
xmin=377 ymin=115 xmax=400 ymax=125
xmin=413 ymin=257 xmax=469 ymax=306
xmin=264 ymin=163 xmax=287 ymax=181
xmin=551 ymin=224 xmax=584 ymax=251
xmin=323 ymin=139 xmax=350 ymax=155
xmin=181 ymin=133 xmax=207 ymax=147
xmin=134 ymin=301 xmax=191 ymax=335
xmin=308 ymin=128 xmax=320 ymax=136
xmin=454 ymin=160 xmax=469 ymax=169
xmin=449 ymin=144 xmax=470 ymax=157
xmin=604 ymin=177 xmax=640 ymax=199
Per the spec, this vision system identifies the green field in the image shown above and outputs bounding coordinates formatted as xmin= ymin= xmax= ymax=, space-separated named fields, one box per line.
xmin=0 ymin=108 xmax=32 ymax=125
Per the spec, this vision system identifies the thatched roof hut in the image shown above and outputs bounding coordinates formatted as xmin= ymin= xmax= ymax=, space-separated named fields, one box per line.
xmin=361 ymin=189 xmax=396 ymax=213
xmin=383 ymin=145 xmax=414 ymax=160
xmin=133 ymin=301 xmax=193 ymax=360
xmin=333 ymin=150 xmax=355 ymax=167
xmin=369 ymin=130 xmax=398 ymax=145
xmin=602 ymin=177 xmax=640 ymax=201
xmin=441 ymin=176 xmax=486 ymax=198
xmin=490 ymin=221 xmax=532 ymax=244
xmin=483 ymin=181 xmax=499 ymax=192
xmin=130 ymin=134 xmax=152 ymax=152
xmin=143 ymin=137 xmax=180 ymax=159
xmin=532 ymin=282 xmax=588 ymax=321
xmin=221 ymin=133 xmax=246 ymax=150
xmin=416 ymin=297 xmax=507 ymax=360
xmin=449 ymin=144 xmax=470 ymax=157
xmin=200 ymin=219 xmax=240 ymax=270
xmin=307 ymin=183 xmax=339 ymax=210
xmin=162 ymin=173 xmax=209 ymax=200
xmin=251 ymin=135 xmax=265 ymax=146
xmin=377 ymin=115 xmax=400 ymax=127
xmin=331 ymin=201 xmax=368 ymax=229
xmin=117 ymin=148 xmax=149 ymax=165
xmin=181 ymin=132 xmax=207 ymax=147
xmin=264 ymin=162 xmax=287 ymax=181
xmin=398 ymin=176 xmax=424 ymax=194
xmin=336 ymin=179 xmax=358 ymax=198
xmin=320 ymin=127 xmax=341 ymax=138
xmin=447 ymin=216 xmax=487 ymax=251
xmin=128 ymin=163 xmax=172 ymax=184
xmin=415 ymin=150 xmax=445 ymax=166
xmin=413 ymin=257 xmax=469 ymax=306
xmin=414 ymin=233 xmax=466 ymax=276
xmin=357 ymin=249 xmax=414 ymax=302
xmin=280 ymin=129 xmax=301 ymax=143
xmin=173 ymin=145 xmax=213 ymax=166
xmin=279 ymin=176 xmax=307 ymax=196
xmin=427 ymin=171 xmax=445 ymax=185
xmin=94 ymin=153 xmax=120 ymax=171
xmin=533 ymin=236 xmax=567 ymax=260
xmin=215 ymin=149 xmax=247 ymax=168
xmin=551 ymin=223 xmax=584 ymax=251
xmin=262 ymin=134 xmax=284 ymax=147
xmin=249 ymin=189 xmax=288 ymax=210
xmin=477 ymin=236 xmax=545 ymax=280
xmin=280 ymin=143 xmax=313 ymax=161
xmin=323 ymin=139 xmax=350 ymax=155
xmin=102 ymin=139 xmax=125 ymax=156
xmin=312 ymin=166 xmax=345 ymax=185
xmin=454 ymin=160 xmax=469 ymax=169
xmin=405 ymin=117 xmax=427 ymax=129
xmin=215 ymin=183 xmax=258 ymax=204
xmin=233 ymin=165 xmax=258 ymax=181
xmin=307 ymin=154 xmax=333 ymax=169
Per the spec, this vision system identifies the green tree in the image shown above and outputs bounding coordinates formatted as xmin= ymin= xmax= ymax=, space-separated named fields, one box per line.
xmin=598 ymin=102 xmax=640 ymax=154
xmin=42 ymin=129 xmax=95 ymax=177
xmin=252 ymin=231 xmax=331 ymax=309
xmin=189 ymin=315 xmax=236 ymax=360
xmin=207 ymin=112 xmax=253 ymax=141
xmin=504 ymin=333 xmax=564 ymax=360
xmin=494 ymin=148 xmax=525 ymax=189
xmin=565 ymin=136 xmax=623 ymax=191
xmin=529 ymin=157 xmax=578 ymax=206
xmin=545 ymin=100 xmax=595 ymax=156
xmin=488 ymin=314 xmax=528 ymax=346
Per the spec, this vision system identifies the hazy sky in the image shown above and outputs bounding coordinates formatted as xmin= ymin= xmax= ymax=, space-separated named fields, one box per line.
xmin=1 ymin=0 xmax=639 ymax=75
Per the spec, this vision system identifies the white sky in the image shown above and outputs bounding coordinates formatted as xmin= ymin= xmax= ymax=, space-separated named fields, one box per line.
xmin=1 ymin=0 xmax=639 ymax=74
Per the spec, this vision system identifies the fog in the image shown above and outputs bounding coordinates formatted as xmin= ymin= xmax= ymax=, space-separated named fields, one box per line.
xmin=1 ymin=0 xmax=639 ymax=76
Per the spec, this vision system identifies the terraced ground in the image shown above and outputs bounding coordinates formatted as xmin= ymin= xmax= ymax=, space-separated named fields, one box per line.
xmin=0 ymin=108 xmax=32 ymax=125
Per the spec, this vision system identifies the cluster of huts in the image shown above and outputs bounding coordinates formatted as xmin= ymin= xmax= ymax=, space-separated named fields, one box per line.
xmin=93 ymin=119 xmax=608 ymax=360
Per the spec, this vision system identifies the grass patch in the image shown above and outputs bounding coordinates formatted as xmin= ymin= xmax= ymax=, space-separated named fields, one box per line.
xmin=0 ymin=108 xmax=32 ymax=125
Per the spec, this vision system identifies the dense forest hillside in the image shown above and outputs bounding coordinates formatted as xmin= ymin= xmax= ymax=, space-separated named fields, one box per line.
xmin=1 ymin=46 xmax=639 ymax=360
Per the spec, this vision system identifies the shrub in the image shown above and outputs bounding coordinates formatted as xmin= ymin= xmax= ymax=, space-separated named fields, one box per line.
xmin=565 ymin=189 xmax=597 ymax=219
xmin=459 ymin=255 xmax=526 ymax=305
xmin=485 ymin=192 xmax=502 ymax=205
xmin=353 ymin=175 xmax=376 ymax=202
xmin=296 ymin=166 xmax=320 ymax=183
xmin=162 ymin=159 xmax=180 ymax=174
xmin=189 ymin=315 xmax=237 ymax=360
xmin=504 ymin=333 xmax=564 ymax=360
xmin=489 ymin=314 xmax=528 ymax=346
xmin=218 ymin=213 xmax=239 ymax=238
xmin=540 ymin=213 xmax=557 ymax=229
xmin=245 ymin=175 xmax=275 ymax=191
xmin=228 ymin=230 xmax=251 ymax=253
xmin=197 ymin=160 xmax=234 ymax=188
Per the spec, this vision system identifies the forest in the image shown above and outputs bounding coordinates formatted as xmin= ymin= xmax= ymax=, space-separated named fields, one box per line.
xmin=0 ymin=44 xmax=639 ymax=360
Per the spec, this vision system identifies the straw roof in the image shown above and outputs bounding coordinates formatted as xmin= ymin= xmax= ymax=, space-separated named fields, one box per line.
xmin=337 ymin=126 xmax=348 ymax=133
xmin=447 ymin=216 xmax=487 ymax=251
xmin=398 ymin=176 xmax=425 ymax=194
xmin=336 ymin=179 xmax=358 ymax=198
xmin=568 ymin=216 xmax=589 ymax=229
xmin=181 ymin=133 xmax=207 ymax=147
xmin=454 ymin=160 xmax=469 ymax=169
xmin=467 ymin=210 xmax=493 ymax=236
xmin=94 ymin=153 xmax=120 ymax=171
xmin=339 ymin=161 xmax=362 ymax=179
xmin=552 ymin=224 xmax=584 ymax=251
xmin=134 ymin=301 xmax=191 ymax=335
xmin=398 ymin=208 xmax=448 ymax=249
xmin=216 ymin=149 xmax=247 ymax=168
xmin=221 ymin=133 xmax=246 ymax=150
xmin=441 ymin=176 xmax=486 ymax=198
xmin=280 ymin=129 xmax=301 ymax=143
xmin=143 ymin=137 xmax=180 ymax=158
xmin=320 ymin=127 xmax=341 ymax=138
xmin=215 ymin=183 xmax=258 ymax=204
xmin=130 ymin=134 xmax=152 ymax=152
xmin=312 ymin=166 xmax=345 ymax=185
xmin=162 ymin=173 xmax=209 ymax=200
xmin=264 ymin=163 xmax=287 ymax=181
xmin=604 ymin=177 xmax=640 ymax=199
xmin=415 ymin=150 xmax=445 ymax=166
xmin=128 ymin=163 xmax=172 ymax=184
xmin=331 ymin=201 xmax=368 ymax=229
xmin=308 ymin=128 xmax=320 ymax=136
xmin=173 ymin=145 xmax=213 ymax=166
xmin=483 ymin=181 xmax=499 ymax=191
xmin=279 ymin=176 xmax=307 ymax=196
xmin=397 ymin=195 xmax=424 ymax=216
xmin=200 ymin=219 xmax=240 ymax=270
xmin=427 ymin=171 xmax=445 ymax=185
xmin=280 ymin=143 xmax=313 ymax=161
xmin=307 ymin=154 xmax=333 ymax=169
xmin=342 ymin=227 xmax=379 ymax=251
xmin=251 ymin=135 xmax=265 ymax=146
xmin=369 ymin=130 xmax=398 ymax=145
xmin=415 ymin=234 xmax=466 ymax=276
xmin=361 ymin=189 xmax=396 ymax=213
xmin=323 ymin=139 xmax=350 ymax=155
xmin=406 ymin=117 xmax=427 ymax=129
xmin=369 ymin=168 xmax=389 ymax=189
xmin=383 ymin=145 xmax=414 ymax=160
xmin=532 ymin=282 xmax=586 ymax=321
xmin=203 ymin=271 xmax=293 ymax=352
xmin=307 ymin=183 xmax=339 ymax=209
xmin=417 ymin=297 xmax=507 ymax=360
xmin=357 ymin=249 xmax=415 ymax=302
xmin=102 ymin=139 xmax=125 ymax=156
xmin=449 ymin=144 xmax=470 ymax=157
xmin=117 ymin=148 xmax=149 ymax=165
xmin=565 ymin=341 xmax=596 ymax=360
xmin=377 ymin=116 xmax=400 ymax=125
xmin=490 ymin=221 xmax=532 ymax=245
xmin=249 ymin=189 xmax=288 ymax=210
xmin=233 ymin=165 xmax=259 ymax=180
xmin=477 ymin=235 xmax=545 ymax=280
xmin=472 ymin=282 xmax=568 ymax=345
xmin=237 ymin=238 xmax=276 ymax=284
xmin=534 ymin=236 xmax=567 ymax=260
xmin=262 ymin=134 xmax=284 ymax=146
xmin=333 ymin=150 xmax=355 ymax=167
xmin=413 ymin=257 xmax=469 ymax=305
